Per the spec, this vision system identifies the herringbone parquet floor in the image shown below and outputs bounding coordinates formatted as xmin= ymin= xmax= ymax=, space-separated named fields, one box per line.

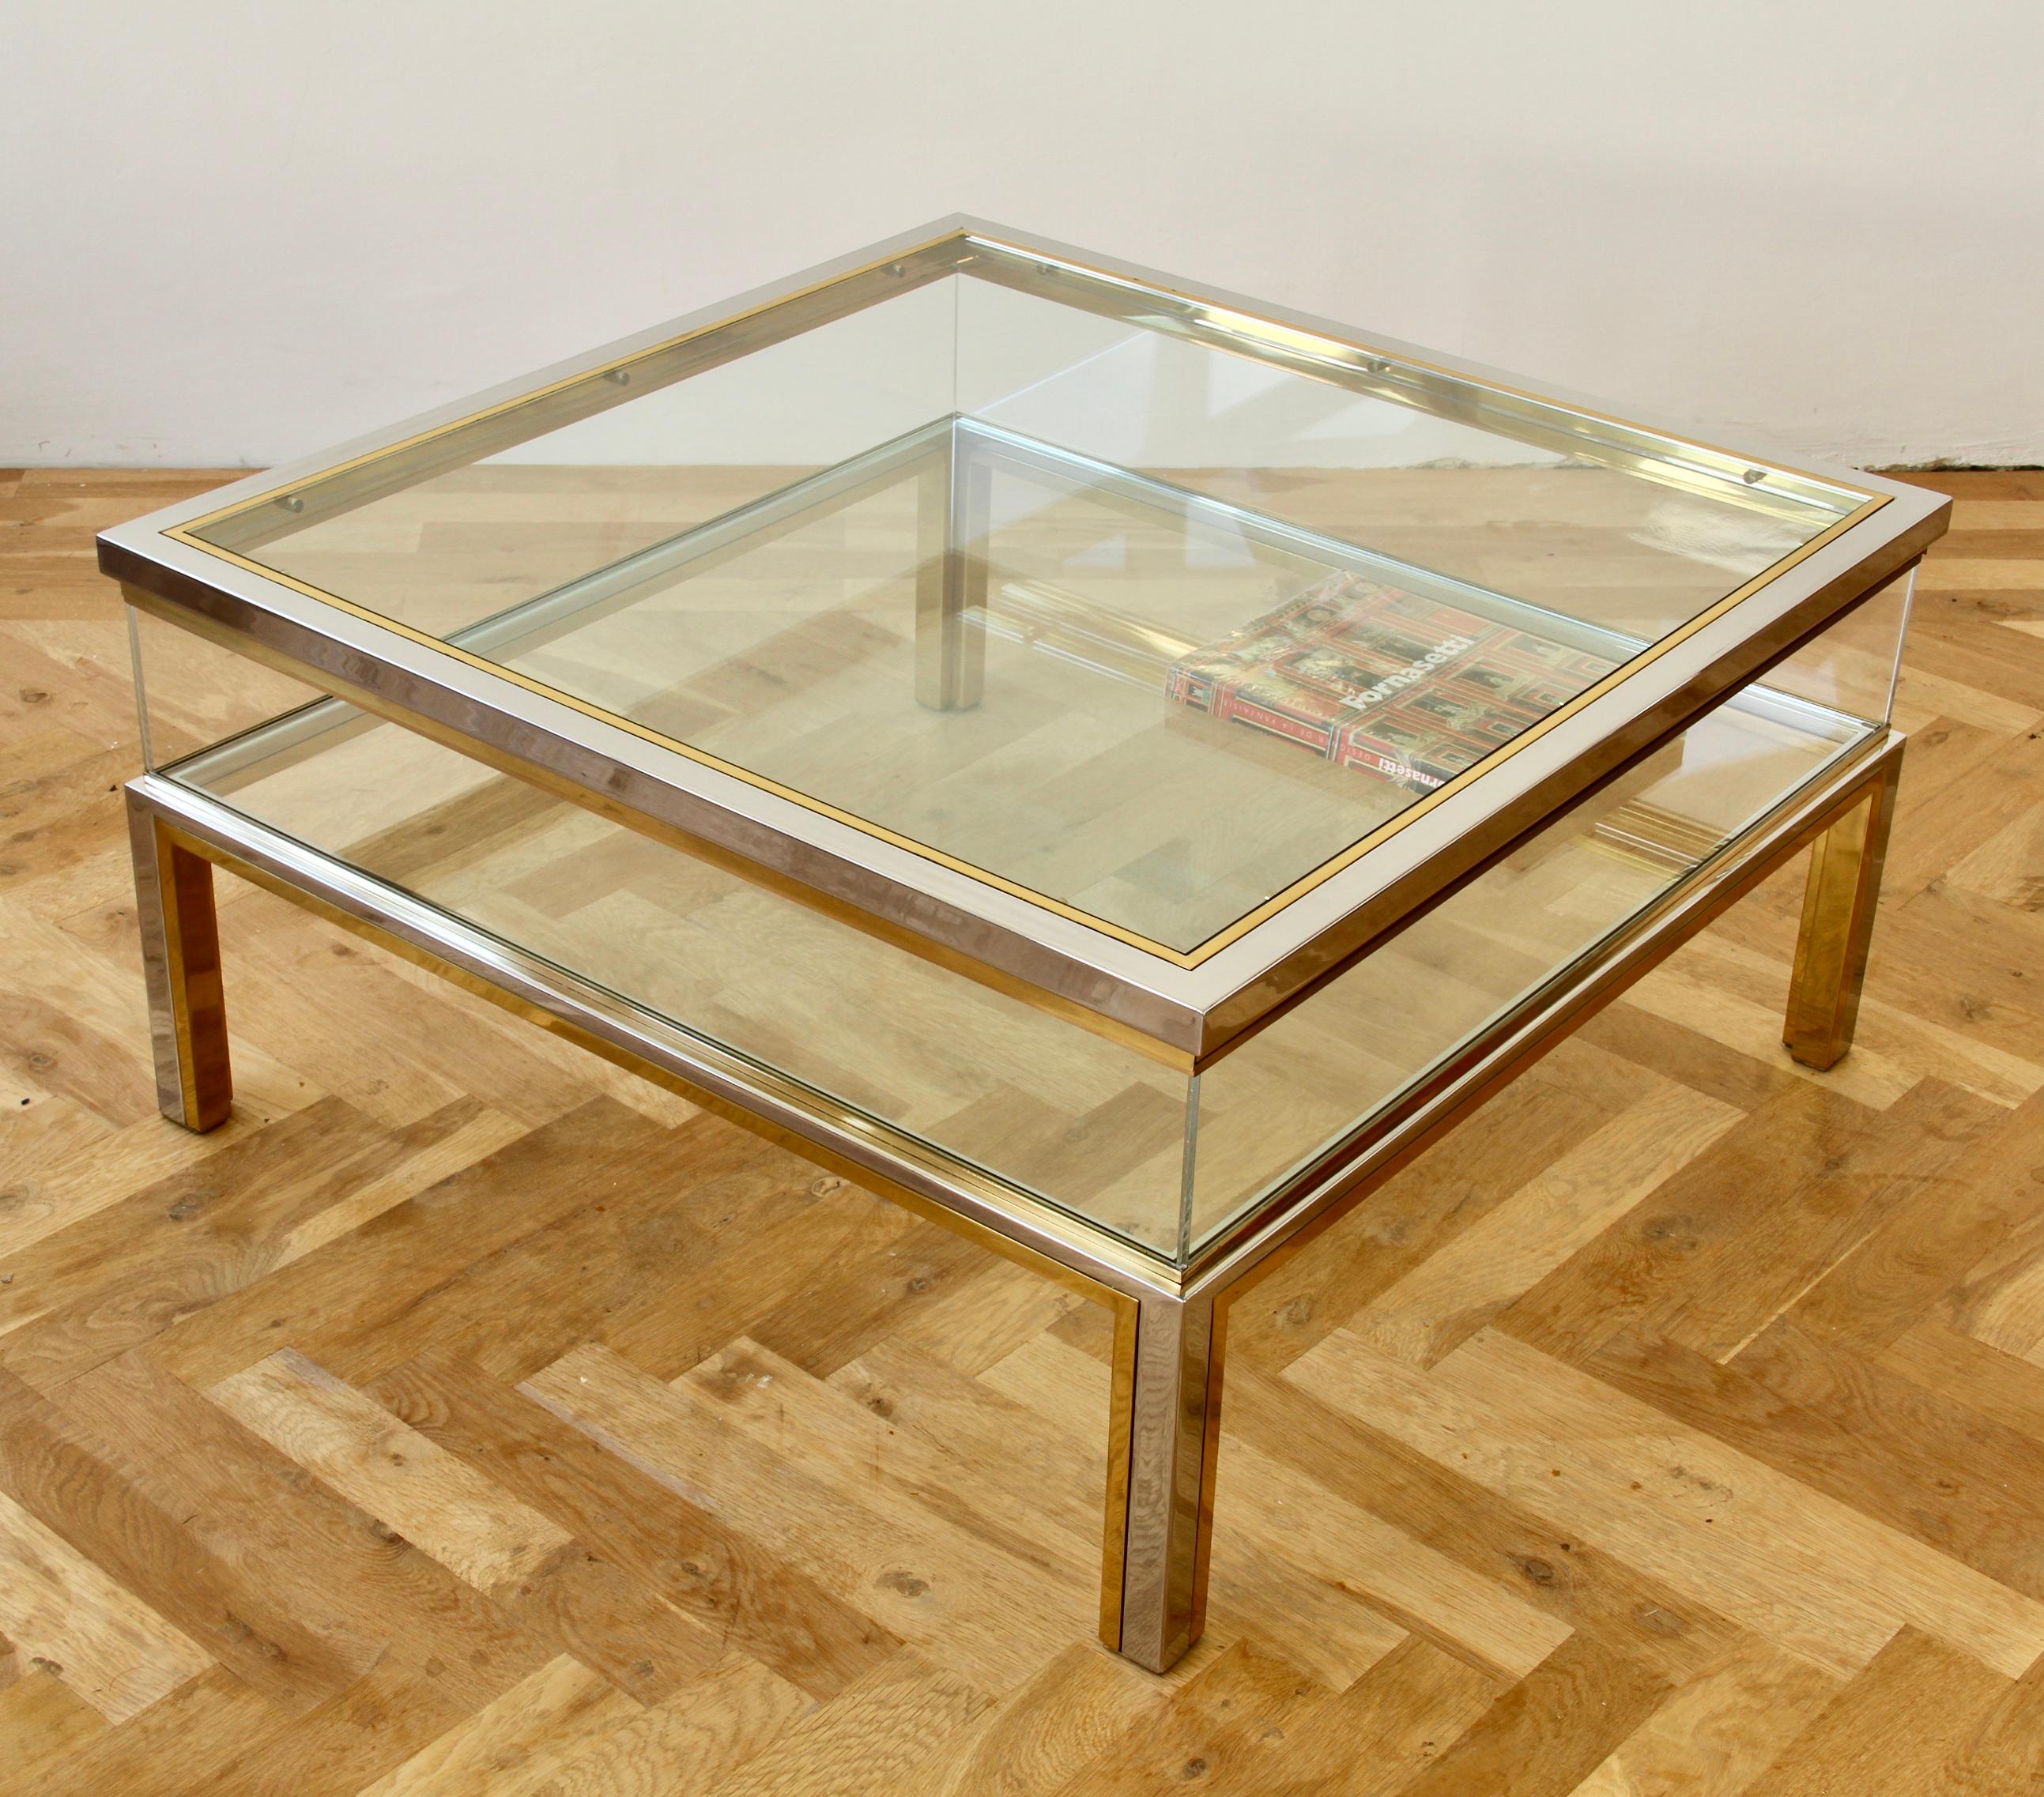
xmin=3 ymin=466 xmax=2042 ymax=1794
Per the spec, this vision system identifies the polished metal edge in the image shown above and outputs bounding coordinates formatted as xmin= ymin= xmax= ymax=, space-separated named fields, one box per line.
xmin=945 ymin=219 xmax=1911 ymax=514
xmin=171 ymin=416 xmax=963 ymax=786
xmin=111 ymin=460 xmax=1935 ymax=1068
xmin=967 ymin=419 xmax=1633 ymax=665
xmin=130 ymin=214 xmax=1900 ymax=546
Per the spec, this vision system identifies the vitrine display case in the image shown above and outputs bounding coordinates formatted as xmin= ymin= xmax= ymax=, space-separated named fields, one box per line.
xmin=103 ymin=218 xmax=1947 ymax=1673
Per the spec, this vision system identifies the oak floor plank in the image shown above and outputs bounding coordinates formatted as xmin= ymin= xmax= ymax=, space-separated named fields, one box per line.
xmin=1344 ymin=1079 xmax=1740 ymax=1369
xmin=1582 ymin=1321 xmax=2044 ymax=1596
xmin=1567 ymin=1637 xmax=1840 ymax=1797
xmin=1038 ymin=1639 xmax=1325 ymax=1797
xmin=1291 ymin=1327 xmax=2044 ymax=1678
xmin=0 ymin=1673 xmax=104 ymax=1788
xmin=141 ymin=1096 xmax=674 ymax=1389
xmin=525 ymin=1341 xmax=1091 ymax=1692
xmin=353 ymin=1650 xmax=811 ymax=1797
xmin=365 ymin=1350 xmax=899 ymax=1700
xmin=920 ymin=1642 xmax=1165 ymax=1797
xmin=1740 ymin=1626 xmax=2013 ymax=1797
xmin=0 ymin=1482 xmax=209 ymax=1722
xmin=689 ymin=1648 xmax=990 ymax=1797
xmin=53 ymin=1349 xmax=552 ymax=1713
xmin=0 ymin=1098 xmax=483 ymax=1389
xmin=207 ymin=1348 xmax=573 ymax=1590
xmin=0 ymin=1366 xmax=382 ymax=1714
xmin=1391 ymin=1631 xmax=1675 ymax=1797
xmin=1218 ymin=1359 xmax=1744 ymax=1681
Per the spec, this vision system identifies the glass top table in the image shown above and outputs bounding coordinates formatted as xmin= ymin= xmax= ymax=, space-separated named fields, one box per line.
xmin=104 ymin=217 xmax=1948 ymax=1673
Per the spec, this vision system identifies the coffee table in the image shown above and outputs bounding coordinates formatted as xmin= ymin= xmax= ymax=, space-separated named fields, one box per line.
xmin=100 ymin=217 xmax=1948 ymax=1672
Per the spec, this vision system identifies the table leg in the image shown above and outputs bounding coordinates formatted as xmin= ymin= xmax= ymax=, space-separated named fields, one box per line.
xmin=1100 ymin=1290 xmax=1223 ymax=1673
xmin=1783 ymin=756 xmax=1900 ymax=1071
xmin=915 ymin=428 xmax=987 ymax=711
xmin=128 ymin=790 xmax=232 ymax=1130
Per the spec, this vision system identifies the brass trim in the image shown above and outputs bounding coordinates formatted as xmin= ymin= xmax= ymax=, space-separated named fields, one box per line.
xmin=125 ymin=727 xmax=1906 ymax=1680
xmin=1098 ymin=1294 xmax=1142 ymax=1650
xmin=1187 ymin=575 xmax=1922 ymax=1065
xmin=126 ymin=583 xmax=1199 ymax=1076
xmin=958 ymin=235 xmax=1875 ymax=522
xmin=157 ymin=458 xmax=1882 ymax=977
xmin=128 ymin=801 xmax=232 ymax=1130
xmin=128 ymin=718 xmax=1908 ymax=1293
xmin=174 ymin=234 xmax=967 ymax=551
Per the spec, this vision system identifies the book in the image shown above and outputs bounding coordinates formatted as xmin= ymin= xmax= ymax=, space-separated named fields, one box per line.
xmin=1164 ymin=571 xmax=1622 ymax=795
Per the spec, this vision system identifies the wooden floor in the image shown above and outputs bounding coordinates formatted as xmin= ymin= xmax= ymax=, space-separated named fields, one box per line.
xmin=4 ymin=466 xmax=2043 ymax=1793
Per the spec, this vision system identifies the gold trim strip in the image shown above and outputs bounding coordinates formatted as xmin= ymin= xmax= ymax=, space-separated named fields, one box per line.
xmin=961 ymin=235 xmax=1876 ymax=523
xmin=172 ymin=230 xmax=968 ymax=548
xmin=1097 ymin=1294 xmax=1142 ymax=1650
xmin=1179 ymin=731 xmax=1906 ymax=1293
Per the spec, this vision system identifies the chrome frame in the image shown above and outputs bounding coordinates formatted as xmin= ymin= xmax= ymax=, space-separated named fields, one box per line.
xmin=100 ymin=217 xmax=1951 ymax=1065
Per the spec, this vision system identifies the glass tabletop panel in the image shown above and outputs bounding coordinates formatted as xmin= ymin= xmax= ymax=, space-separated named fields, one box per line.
xmin=175 ymin=248 xmax=1874 ymax=958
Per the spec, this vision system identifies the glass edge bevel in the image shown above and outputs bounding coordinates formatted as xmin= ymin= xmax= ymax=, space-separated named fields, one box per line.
xmin=1884 ymin=565 xmax=1918 ymax=721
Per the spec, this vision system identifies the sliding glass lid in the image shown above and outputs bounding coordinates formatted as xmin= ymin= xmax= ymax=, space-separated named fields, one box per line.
xmin=168 ymin=228 xmax=1883 ymax=961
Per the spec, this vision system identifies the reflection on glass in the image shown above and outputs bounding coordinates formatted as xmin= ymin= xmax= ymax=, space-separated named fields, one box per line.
xmin=150 ymin=666 xmax=1191 ymax=1253
xmin=168 ymin=411 xmax=1825 ymax=954
xmin=1183 ymin=674 xmax=1883 ymax=1251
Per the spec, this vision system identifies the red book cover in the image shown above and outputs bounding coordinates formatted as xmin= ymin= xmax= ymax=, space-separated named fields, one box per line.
xmin=1166 ymin=572 xmax=1620 ymax=794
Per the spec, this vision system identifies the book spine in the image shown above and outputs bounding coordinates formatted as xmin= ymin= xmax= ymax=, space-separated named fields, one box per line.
xmin=1214 ymin=692 xmax=1339 ymax=757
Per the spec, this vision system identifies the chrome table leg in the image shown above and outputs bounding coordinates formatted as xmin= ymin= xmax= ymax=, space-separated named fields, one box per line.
xmin=1783 ymin=752 xmax=1902 ymax=1070
xmin=915 ymin=425 xmax=988 ymax=711
xmin=1100 ymin=1289 xmax=1223 ymax=1673
xmin=127 ymin=788 xmax=233 ymax=1130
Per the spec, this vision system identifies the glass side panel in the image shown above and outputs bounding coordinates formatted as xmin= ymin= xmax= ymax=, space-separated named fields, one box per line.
xmin=1182 ymin=582 xmax=1909 ymax=1253
xmin=133 ymin=606 xmax=1191 ymax=1256
xmin=175 ymin=252 xmax=1876 ymax=956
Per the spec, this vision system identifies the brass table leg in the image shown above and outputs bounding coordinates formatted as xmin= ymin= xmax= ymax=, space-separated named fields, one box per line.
xmin=1100 ymin=1290 xmax=1224 ymax=1673
xmin=1783 ymin=753 xmax=1901 ymax=1071
xmin=128 ymin=791 xmax=233 ymax=1130
xmin=915 ymin=426 xmax=988 ymax=711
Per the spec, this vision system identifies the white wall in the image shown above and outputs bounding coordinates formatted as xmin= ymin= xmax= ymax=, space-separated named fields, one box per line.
xmin=6 ymin=0 xmax=2039 ymax=469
